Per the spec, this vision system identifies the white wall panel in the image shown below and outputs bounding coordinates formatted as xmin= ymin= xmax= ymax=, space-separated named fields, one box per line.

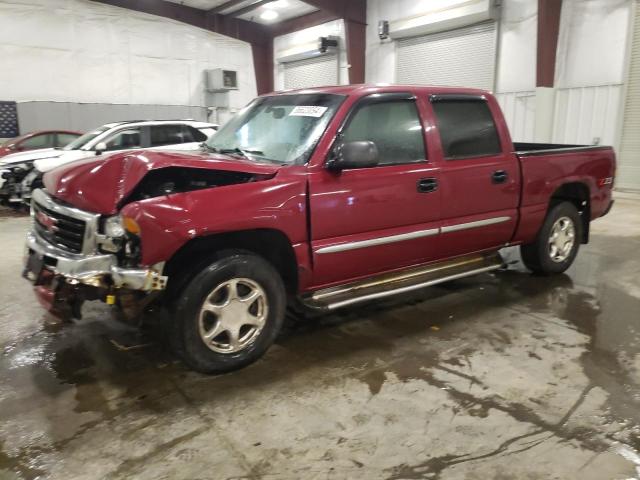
xmin=495 ymin=91 xmax=536 ymax=142
xmin=551 ymin=85 xmax=623 ymax=146
xmin=0 ymin=0 xmax=257 ymax=109
xmin=555 ymin=0 xmax=632 ymax=87
xmin=495 ymin=0 xmax=537 ymax=93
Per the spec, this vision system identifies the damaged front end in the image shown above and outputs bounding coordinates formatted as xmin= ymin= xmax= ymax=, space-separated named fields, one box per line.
xmin=23 ymin=188 xmax=167 ymax=320
xmin=0 ymin=161 xmax=33 ymax=206
xmin=23 ymin=155 xmax=276 ymax=321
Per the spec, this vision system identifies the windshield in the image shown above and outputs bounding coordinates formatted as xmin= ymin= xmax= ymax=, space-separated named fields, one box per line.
xmin=206 ymin=93 xmax=344 ymax=165
xmin=63 ymin=127 xmax=109 ymax=151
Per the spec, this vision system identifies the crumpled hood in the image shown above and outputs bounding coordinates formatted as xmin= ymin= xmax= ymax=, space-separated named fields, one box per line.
xmin=43 ymin=150 xmax=282 ymax=214
xmin=0 ymin=148 xmax=62 ymax=166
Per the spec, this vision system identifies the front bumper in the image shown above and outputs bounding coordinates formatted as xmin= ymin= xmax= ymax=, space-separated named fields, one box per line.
xmin=24 ymin=230 xmax=167 ymax=291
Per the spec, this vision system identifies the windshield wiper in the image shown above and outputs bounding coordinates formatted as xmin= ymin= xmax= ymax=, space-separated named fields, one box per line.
xmin=201 ymin=143 xmax=218 ymax=153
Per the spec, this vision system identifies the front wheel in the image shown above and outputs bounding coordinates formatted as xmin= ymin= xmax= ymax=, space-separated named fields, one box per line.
xmin=172 ymin=252 xmax=286 ymax=374
xmin=520 ymin=201 xmax=582 ymax=275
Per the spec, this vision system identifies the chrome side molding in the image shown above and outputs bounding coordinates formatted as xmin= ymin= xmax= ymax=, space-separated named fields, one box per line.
xmin=316 ymin=228 xmax=439 ymax=254
xmin=440 ymin=216 xmax=511 ymax=233
xmin=316 ymin=216 xmax=511 ymax=255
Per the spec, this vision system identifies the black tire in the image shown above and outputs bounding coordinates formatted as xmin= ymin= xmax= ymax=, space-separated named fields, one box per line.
xmin=172 ymin=251 xmax=286 ymax=374
xmin=520 ymin=201 xmax=582 ymax=275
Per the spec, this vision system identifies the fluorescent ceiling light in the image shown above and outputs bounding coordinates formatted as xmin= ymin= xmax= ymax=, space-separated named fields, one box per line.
xmin=260 ymin=9 xmax=279 ymax=21
xmin=271 ymin=0 xmax=288 ymax=7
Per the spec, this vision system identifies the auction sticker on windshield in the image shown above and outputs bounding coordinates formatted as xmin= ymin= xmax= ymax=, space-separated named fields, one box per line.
xmin=289 ymin=106 xmax=328 ymax=117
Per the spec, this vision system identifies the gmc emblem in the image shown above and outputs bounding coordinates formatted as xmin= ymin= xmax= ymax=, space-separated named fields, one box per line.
xmin=36 ymin=210 xmax=58 ymax=233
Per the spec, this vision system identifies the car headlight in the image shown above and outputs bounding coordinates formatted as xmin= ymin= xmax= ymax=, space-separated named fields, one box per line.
xmin=105 ymin=215 xmax=126 ymax=238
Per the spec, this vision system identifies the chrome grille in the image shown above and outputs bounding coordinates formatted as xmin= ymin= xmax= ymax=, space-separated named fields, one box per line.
xmin=33 ymin=201 xmax=86 ymax=253
xmin=31 ymin=189 xmax=100 ymax=255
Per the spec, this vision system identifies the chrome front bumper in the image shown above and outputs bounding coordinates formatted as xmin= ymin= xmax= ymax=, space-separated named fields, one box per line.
xmin=25 ymin=230 xmax=167 ymax=291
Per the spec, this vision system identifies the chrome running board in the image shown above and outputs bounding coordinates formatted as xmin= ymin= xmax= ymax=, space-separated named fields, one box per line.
xmin=302 ymin=252 xmax=504 ymax=311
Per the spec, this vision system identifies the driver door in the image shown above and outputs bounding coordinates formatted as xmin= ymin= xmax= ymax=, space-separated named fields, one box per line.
xmin=308 ymin=93 xmax=442 ymax=289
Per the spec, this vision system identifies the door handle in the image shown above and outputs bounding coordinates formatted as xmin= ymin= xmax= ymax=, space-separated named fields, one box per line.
xmin=417 ymin=177 xmax=438 ymax=193
xmin=492 ymin=170 xmax=508 ymax=184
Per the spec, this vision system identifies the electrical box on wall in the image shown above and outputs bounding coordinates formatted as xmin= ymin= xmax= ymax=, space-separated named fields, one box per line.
xmin=206 ymin=69 xmax=238 ymax=92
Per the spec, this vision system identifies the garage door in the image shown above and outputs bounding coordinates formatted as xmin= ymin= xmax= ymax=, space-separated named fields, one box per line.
xmin=618 ymin=1 xmax=640 ymax=191
xmin=283 ymin=55 xmax=339 ymax=90
xmin=396 ymin=22 xmax=497 ymax=91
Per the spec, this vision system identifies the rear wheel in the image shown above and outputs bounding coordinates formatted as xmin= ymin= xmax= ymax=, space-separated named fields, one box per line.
xmin=520 ymin=201 xmax=582 ymax=275
xmin=172 ymin=252 xmax=286 ymax=373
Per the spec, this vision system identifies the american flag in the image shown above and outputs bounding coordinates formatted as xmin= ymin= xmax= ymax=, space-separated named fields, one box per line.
xmin=0 ymin=101 xmax=19 ymax=138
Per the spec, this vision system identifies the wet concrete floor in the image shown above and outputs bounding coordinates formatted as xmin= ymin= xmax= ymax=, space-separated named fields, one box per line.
xmin=1 ymin=193 xmax=639 ymax=479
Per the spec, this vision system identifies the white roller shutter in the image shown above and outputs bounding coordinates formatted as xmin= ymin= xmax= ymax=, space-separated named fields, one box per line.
xmin=283 ymin=55 xmax=339 ymax=90
xmin=396 ymin=22 xmax=497 ymax=91
xmin=618 ymin=1 xmax=640 ymax=191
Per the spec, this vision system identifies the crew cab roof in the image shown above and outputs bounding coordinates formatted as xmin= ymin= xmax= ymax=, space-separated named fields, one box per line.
xmin=268 ymin=84 xmax=491 ymax=98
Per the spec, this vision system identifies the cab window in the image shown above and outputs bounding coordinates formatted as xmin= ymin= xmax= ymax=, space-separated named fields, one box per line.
xmin=342 ymin=99 xmax=425 ymax=165
xmin=431 ymin=98 xmax=501 ymax=159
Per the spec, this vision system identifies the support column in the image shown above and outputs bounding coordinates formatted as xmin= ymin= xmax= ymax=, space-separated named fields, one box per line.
xmin=535 ymin=0 xmax=563 ymax=141
xmin=251 ymin=42 xmax=274 ymax=94
xmin=345 ymin=19 xmax=367 ymax=84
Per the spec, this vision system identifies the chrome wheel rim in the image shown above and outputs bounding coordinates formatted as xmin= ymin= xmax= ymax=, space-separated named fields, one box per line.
xmin=548 ymin=216 xmax=576 ymax=263
xmin=198 ymin=278 xmax=268 ymax=354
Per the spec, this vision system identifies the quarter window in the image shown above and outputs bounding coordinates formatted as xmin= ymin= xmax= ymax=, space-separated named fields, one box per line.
xmin=342 ymin=100 xmax=426 ymax=165
xmin=431 ymin=99 xmax=501 ymax=159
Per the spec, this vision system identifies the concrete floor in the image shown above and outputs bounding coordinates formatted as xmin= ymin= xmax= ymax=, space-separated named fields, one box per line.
xmin=1 ymin=195 xmax=639 ymax=480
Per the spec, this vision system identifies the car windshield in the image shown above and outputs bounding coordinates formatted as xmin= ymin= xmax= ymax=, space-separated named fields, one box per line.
xmin=63 ymin=127 xmax=109 ymax=151
xmin=205 ymin=93 xmax=345 ymax=165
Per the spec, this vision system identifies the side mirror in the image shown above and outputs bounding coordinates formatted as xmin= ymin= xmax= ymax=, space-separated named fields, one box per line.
xmin=327 ymin=140 xmax=379 ymax=172
xmin=94 ymin=142 xmax=107 ymax=155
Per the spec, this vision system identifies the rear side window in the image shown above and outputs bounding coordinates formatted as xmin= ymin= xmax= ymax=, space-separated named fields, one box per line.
xmin=186 ymin=126 xmax=208 ymax=142
xmin=150 ymin=125 xmax=189 ymax=147
xmin=431 ymin=99 xmax=501 ymax=159
xmin=342 ymin=100 xmax=425 ymax=165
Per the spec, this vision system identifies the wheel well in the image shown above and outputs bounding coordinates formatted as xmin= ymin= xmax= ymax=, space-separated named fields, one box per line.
xmin=550 ymin=182 xmax=590 ymax=243
xmin=163 ymin=229 xmax=299 ymax=299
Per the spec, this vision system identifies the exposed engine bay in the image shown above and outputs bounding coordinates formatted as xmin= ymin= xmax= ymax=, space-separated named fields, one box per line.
xmin=123 ymin=167 xmax=268 ymax=204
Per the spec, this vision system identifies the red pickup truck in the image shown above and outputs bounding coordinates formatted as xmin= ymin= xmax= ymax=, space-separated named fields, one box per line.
xmin=23 ymin=85 xmax=615 ymax=373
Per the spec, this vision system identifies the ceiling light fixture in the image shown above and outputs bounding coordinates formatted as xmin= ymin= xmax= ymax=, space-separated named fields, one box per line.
xmin=260 ymin=9 xmax=279 ymax=21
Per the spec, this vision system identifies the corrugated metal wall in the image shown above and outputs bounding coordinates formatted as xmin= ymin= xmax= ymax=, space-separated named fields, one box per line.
xmin=618 ymin=1 xmax=640 ymax=191
xmin=396 ymin=22 xmax=497 ymax=90
xmin=16 ymin=102 xmax=209 ymax=134
xmin=283 ymin=55 xmax=339 ymax=90
xmin=551 ymin=85 xmax=623 ymax=146
xmin=495 ymin=91 xmax=536 ymax=143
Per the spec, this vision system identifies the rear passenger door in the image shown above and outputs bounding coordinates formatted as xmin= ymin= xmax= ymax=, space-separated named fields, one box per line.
xmin=429 ymin=94 xmax=520 ymax=258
